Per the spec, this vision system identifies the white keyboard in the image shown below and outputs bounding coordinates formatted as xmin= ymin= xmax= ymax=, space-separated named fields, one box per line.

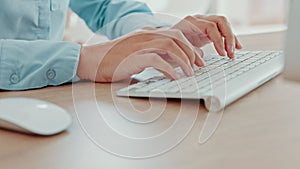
xmin=117 ymin=51 xmax=284 ymax=112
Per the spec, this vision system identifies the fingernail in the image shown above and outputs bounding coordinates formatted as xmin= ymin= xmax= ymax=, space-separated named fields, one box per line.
xmin=198 ymin=58 xmax=206 ymax=66
xmin=222 ymin=49 xmax=227 ymax=56
xmin=192 ymin=64 xmax=195 ymax=70
xmin=226 ymin=44 xmax=234 ymax=58
xmin=230 ymin=46 xmax=235 ymax=58
xmin=190 ymin=67 xmax=194 ymax=76
xmin=231 ymin=45 xmax=235 ymax=54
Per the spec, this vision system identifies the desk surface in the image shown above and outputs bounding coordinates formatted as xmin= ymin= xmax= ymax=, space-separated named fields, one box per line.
xmin=1 ymin=31 xmax=300 ymax=169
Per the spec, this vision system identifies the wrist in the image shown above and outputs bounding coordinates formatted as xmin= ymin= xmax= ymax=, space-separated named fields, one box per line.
xmin=77 ymin=45 xmax=90 ymax=80
xmin=76 ymin=42 xmax=113 ymax=82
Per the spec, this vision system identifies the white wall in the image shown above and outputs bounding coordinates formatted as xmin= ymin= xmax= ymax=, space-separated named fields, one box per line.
xmin=216 ymin=0 xmax=288 ymax=26
xmin=139 ymin=0 xmax=289 ymax=26
xmin=137 ymin=0 xmax=212 ymax=17
xmin=65 ymin=0 xmax=289 ymax=43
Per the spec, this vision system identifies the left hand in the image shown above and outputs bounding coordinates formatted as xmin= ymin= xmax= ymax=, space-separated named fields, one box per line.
xmin=172 ymin=15 xmax=243 ymax=58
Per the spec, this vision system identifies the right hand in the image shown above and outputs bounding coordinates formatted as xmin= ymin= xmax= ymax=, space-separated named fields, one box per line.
xmin=77 ymin=28 xmax=204 ymax=82
xmin=172 ymin=15 xmax=243 ymax=58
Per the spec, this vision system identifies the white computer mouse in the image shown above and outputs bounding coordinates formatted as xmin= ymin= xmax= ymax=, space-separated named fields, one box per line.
xmin=0 ymin=97 xmax=72 ymax=136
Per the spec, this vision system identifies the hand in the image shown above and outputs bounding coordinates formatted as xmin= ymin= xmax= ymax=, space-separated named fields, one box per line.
xmin=77 ymin=29 xmax=204 ymax=82
xmin=172 ymin=15 xmax=243 ymax=58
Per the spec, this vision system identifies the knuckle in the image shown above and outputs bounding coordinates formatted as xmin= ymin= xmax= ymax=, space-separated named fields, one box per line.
xmin=168 ymin=28 xmax=179 ymax=34
xmin=170 ymin=29 xmax=185 ymax=38
xmin=218 ymin=15 xmax=228 ymax=23
xmin=206 ymin=22 xmax=217 ymax=29
xmin=228 ymin=34 xmax=235 ymax=40
xmin=161 ymin=38 xmax=175 ymax=48
xmin=193 ymin=14 xmax=202 ymax=18
xmin=149 ymin=53 xmax=161 ymax=63
xmin=184 ymin=15 xmax=194 ymax=21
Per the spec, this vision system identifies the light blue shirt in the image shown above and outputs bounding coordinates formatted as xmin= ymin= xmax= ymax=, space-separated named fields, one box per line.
xmin=0 ymin=0 xmax=167 ymax=90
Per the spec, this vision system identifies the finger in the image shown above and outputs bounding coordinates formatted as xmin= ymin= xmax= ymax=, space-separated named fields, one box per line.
xmin=173 ymin=34 xmax=196 ymax=68
xmin=133 ymin=47 xmax=194 ymax=77
xmin=206 ymin=15 xmax=236 ymax=58
xmin=204 ymin=21 xmax=226 ymax=56
xmin=164 ymin=50 xmax=194 ymax=77
xmin=182 ymin=16 xmax=226 ymax=56
xmin=235 ymin=36 xmax=243 ymax=49
xmin=155 ymin=29 xmax=198 ymax=68
xmin=163 ymin=29 xmax=206 ymax=68
xmin=195 ymin=15 xmax=234 ymax=40
xmin=195 ymin=15 xmax=239 ymax=58
xmin=112 ymin=51 xmax=179 ymax=81
xmin=141 ymin=53 xmax=180 ymax=80
xmin=141 ymin=38 xmax=194 ymax=76
xmin=194 ymin=48 xmax=205 ymax=67
xmin=224 ymin=37 xmax=235 ymax=59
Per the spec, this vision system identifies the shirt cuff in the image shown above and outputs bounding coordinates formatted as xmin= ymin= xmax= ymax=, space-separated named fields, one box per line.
xmin=0 ymin=40 xmax=81 ymax=90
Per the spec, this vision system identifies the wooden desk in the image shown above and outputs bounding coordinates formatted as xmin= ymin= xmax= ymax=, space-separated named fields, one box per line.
xmin=1 ymin=31 xmax=300 ymax=169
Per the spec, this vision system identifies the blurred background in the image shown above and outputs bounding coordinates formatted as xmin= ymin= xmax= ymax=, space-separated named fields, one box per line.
xmin=64 ymin=0 xmax=289 ymax=43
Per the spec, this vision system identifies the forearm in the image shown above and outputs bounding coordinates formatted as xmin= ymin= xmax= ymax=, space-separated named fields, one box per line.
xmin=0 ymin=39 xmax=81 ymax=90
xmin=70 ymin=0 xmax=170 ymax=39
xmin=97 ymin=12 xmax=170 ymax=39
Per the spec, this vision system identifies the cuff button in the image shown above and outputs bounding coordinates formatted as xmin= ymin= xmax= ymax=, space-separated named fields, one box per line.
xmin=10 ymin=73 xmax=20 ymax=84
xmin=47 ymin=69 xmax=56 ymax=80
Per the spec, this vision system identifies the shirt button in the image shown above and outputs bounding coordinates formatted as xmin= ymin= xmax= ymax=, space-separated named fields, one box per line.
xmin=47 ymin=69 xmax=56 ymax=80
xmin=10 ymin=73 xmax=20 ymax=84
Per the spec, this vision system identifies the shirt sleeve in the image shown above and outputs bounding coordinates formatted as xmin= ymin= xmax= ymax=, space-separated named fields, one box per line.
xmin=69 ymin=0 xmax=170 ymax=39
xmin=0 ymin=39 xmax=81 ymax=90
